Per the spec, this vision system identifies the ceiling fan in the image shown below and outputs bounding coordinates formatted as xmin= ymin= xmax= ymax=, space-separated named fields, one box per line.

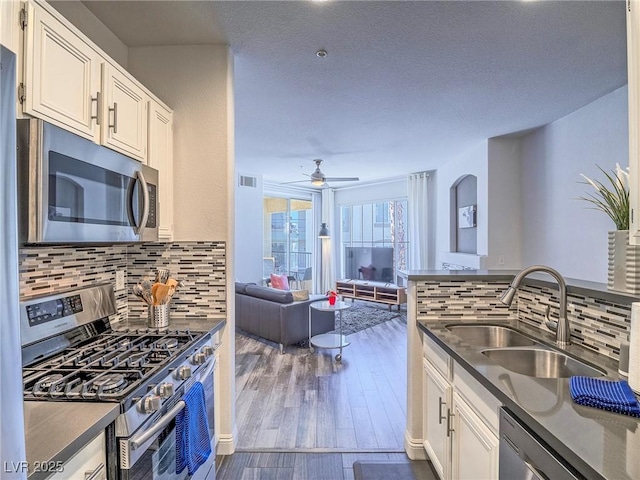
xmin=285 ymin=159 xmax=360 ymax=187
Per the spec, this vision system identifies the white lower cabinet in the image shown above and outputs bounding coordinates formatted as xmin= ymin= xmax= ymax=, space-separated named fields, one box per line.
xmin=47 ymin=431 xmax=106 ymax=480
xmin=423 ymin=359 xmax=452 ymax=480
xmin=422 ymin=335 xmax=500 ymax=480
xmin=450 ymin=392 xmax=499 ymax=480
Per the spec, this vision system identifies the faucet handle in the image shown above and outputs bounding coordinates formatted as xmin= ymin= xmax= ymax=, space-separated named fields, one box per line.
xmin=544 ymin=305 xmax=558 ymax=332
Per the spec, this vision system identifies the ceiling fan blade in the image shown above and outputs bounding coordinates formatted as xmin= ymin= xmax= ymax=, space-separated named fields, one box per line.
xmin=323 ymin=177 xmax=360 ymax=182
xmin=280 ymin=179 xmax=311 ymax=185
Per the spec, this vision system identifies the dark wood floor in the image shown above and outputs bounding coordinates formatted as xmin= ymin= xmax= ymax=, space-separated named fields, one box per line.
xmin=216 ymin=316 xmax=422 ymax=479
xmin=234 ymin=317 xmax=407 ymax=450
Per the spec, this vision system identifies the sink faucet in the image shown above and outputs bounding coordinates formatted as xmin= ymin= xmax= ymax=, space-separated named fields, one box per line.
xmin=499 ymin=265 xmax=570 ymax=347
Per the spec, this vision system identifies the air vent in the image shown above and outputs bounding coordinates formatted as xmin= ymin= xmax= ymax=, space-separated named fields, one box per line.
xmin=239 ymin=175 xmax=257 ymax=188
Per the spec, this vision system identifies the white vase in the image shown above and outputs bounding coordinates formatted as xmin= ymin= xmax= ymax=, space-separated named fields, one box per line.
xmin=608 ymin=230 xmax=640 ymax=294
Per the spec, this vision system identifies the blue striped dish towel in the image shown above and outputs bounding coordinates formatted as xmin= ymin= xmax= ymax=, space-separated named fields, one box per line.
xmin=569 ymin=376 xmax=640 ymax=417
xmin=176 ymin=382 xmax=212 ymax=475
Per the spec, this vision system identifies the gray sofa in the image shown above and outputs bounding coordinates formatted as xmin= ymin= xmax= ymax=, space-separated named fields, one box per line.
xmin=235 ymin=282 xmax=335 ymax=353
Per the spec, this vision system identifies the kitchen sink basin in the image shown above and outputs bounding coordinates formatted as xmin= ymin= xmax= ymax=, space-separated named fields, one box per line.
xmin=482 ymin=347 xmax=606 ymax=378
xmin=446 ymin=324 xmax=539 ymax=348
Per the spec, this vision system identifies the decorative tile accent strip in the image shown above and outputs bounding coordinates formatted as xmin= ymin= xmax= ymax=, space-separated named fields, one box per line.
xmin=416 ymin=281 xmax=515 ymax=320
xmin=516 ymin=284 xmax=631 ymax=360
xmin=126 ymin=242 xmax=226 ymax=323
xmin=442 ymin=263 xmax=475 ymax=271
xmin=19 ymin=245 xmax=128 ymax=328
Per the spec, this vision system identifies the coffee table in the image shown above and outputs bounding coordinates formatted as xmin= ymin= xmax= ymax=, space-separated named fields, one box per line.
xmin=309 ymin=300 xmax=351 ymax=362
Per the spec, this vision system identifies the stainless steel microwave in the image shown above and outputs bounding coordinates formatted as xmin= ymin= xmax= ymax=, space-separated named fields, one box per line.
xmin=17 ymin=119 xmax=159 ymax=244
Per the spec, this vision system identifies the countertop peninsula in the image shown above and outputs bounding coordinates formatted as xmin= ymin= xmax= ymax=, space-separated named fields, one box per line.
xmin=418 ymin=319 xmax=639 ymax=480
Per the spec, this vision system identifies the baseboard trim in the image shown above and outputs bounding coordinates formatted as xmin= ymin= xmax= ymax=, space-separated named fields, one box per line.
xmin=404 ymin=430 xmax=426 ymax=460
xmin=216 ymin=430 xmax=237 ymax=455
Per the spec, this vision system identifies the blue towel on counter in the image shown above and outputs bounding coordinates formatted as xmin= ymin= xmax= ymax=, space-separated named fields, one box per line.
xmin=176 ymin=382 xmax=212 ymax=475
xmin=569 ymin=376 xmax=640 ymax=417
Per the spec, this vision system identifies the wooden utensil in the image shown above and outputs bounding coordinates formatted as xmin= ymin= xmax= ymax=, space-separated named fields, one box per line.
xmin=153 ymin=283 xmax=170 ymax=305
xmin=166 ymin=278 xmax=178 ymax=288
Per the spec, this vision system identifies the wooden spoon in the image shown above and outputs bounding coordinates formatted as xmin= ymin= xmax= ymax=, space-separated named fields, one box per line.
xmin=166 ymin=278 xmax=178 ymax=289
xmin=153 ymin=284 xmax=170 ymax=305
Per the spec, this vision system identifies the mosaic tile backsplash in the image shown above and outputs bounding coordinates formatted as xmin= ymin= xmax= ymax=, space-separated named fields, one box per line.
xmin=416 ymin=280 xmax=632 ymax=361
xmin=127 ymin=242 xmax=227 ymax=322
xmin=18 ymin=241 xmax=226 ymax=331
xmin=416 ymin=281 xmax=515 ymax=320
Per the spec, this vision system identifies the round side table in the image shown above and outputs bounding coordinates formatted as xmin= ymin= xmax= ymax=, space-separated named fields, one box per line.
xmin=309 ymin=300 xmax=351 ymax=362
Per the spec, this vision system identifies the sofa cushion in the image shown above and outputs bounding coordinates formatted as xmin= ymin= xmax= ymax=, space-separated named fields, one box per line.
xmin=245 ymin=284 xmax=294 ymax=304
xmin=270 ymin=273 xmax=290 ymax=290
xmin=235 ymin=282 xmax=256 ymax=294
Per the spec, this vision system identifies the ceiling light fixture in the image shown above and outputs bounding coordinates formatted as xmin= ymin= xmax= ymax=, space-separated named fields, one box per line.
xmin=316 ymin=49 xmax=327 ymax=58
xmin=318 ymin=223 xmax=330 ymax=238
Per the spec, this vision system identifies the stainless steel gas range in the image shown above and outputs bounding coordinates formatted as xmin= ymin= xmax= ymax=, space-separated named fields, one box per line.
xmin=20 ymin=284 xmax=218 ymax=480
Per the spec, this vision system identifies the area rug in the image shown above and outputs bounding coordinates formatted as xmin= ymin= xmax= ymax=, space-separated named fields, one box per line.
xmin=329 ymin=299 xmax=406 ymax=335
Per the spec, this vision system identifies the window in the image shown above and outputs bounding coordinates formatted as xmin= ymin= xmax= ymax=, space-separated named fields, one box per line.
xmin=264 ymin=196 xmax=313 ymax=284
xmin=340 ymin=200 xmax=408 ymax=281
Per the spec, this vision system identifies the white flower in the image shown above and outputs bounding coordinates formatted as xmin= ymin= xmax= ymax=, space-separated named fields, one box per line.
xmin=580 ymin=173 xmax=601 ymax=192
xmin=616 ymin=163 xmax=630 ymax=190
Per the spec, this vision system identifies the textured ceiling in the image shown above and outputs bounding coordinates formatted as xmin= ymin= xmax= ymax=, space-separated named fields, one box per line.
xmin=78 ymin=0 xmax=627 ymax=187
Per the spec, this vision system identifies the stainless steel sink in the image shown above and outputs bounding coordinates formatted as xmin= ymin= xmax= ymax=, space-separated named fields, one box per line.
xmin=482 ymin=347 xmax=606 ymax=378
xmin=446 ymin=324 xmax=539 ymax=348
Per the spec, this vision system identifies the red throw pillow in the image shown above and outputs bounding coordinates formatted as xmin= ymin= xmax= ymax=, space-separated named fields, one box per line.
xmin=270 ymin=273 xmax=290 ymax=290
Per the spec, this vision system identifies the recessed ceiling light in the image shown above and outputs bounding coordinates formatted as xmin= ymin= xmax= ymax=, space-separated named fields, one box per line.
xmin=316 ymin=49 xmax=327 ymax=58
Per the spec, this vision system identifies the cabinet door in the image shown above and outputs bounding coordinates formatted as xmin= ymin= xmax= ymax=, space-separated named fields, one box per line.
xmin=148 ymin=100 xmax=174 ymax=240
xmin=23 ymin=0 xmax=101 ymax=141
xmin=423 ymin=359 xmax=451 ymax=480
xmin=101 ymin=64 xmax=148 ymax=162
xmin=450 ymin=393 xmax=499 ymax=480
xmin=629 ymin=0 xmax=640 ymax=244
xmin=47 ymin=432 xmax=106 ymax=480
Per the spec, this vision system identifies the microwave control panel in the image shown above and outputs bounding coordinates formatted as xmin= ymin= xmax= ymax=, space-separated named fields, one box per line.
xmin=146 ymin=183 xmax=157 ymax=228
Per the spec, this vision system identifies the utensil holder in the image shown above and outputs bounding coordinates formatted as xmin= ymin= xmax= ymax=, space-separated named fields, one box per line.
xmin=148 ymin=304 xmax=170 ymax=329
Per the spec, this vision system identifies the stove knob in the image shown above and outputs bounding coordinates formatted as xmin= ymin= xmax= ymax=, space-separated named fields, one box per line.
xmin=202 ymin=346 xmax=214 ymax=356
xmin=139 ymin=395 xmax=161 ymax=414
xmin=157 ymin=382 xmax=174 ymax=398
xmin=192 ymin=353 xmax=207 ymax=365
xmin=176 ymin=366 xmax=192 ymax=380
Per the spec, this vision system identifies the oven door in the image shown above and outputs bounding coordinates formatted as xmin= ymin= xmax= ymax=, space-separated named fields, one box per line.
xmin=119 ymin=358 xmax=216 ymax=480
xmin=18 ymin=119 xmax=158 ymax=243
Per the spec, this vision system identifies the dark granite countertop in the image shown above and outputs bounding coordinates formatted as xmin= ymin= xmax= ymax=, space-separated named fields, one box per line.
xmin=24 ymin=401 xmax=119 ymax=480
xmin=400 ymin=269 xmax=640 ymax=304
xmin=418 ymin=318 xmax=640 ymax=480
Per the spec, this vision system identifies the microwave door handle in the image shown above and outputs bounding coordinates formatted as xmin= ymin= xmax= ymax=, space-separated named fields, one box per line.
xmin=133 ymin=170 xmax=150 ymax=235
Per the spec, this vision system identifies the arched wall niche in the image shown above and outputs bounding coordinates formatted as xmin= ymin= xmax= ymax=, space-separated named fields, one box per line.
xmin=449 ymin=174 xmax=477 ymax=254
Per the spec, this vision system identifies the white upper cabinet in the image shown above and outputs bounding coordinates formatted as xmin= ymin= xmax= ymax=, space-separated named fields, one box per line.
xmin=148 ymin=100 xmax=174 ymax=240
xmin=101 ymin=64 xmax=148 ymax=162
xmin=20 ymin=0 xmax=170 ymax=165
xmin=22 ymin=0 xmax=102 ymax=141
xmin=629 ymin=0 xmax=640 ymax=244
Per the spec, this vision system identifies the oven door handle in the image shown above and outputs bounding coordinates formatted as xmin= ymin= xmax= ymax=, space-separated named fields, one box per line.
xmin=130 ymin=357 xmax=215 ymax=450
xmin=130 ymin=400 xmax=185 ymax=450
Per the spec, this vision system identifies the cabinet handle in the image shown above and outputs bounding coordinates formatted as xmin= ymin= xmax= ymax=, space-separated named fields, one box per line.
xmin=109 ymin=102 xmax=118 ymax=133
xmin=438 ymin=397 xmax=446 ymax=424
xmin=90 ymin=92 xmax=101 ymax=125
xmin=84 ymin=463 xmax=105 ymax=480
xmin=446 ymin=409 xmax=455 ymax=437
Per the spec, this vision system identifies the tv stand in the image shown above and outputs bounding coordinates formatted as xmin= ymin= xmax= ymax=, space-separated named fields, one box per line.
xmin=335 ymin=279 xmax=407 ymax=311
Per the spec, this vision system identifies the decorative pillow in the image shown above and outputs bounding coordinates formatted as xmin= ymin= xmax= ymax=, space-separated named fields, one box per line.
xmin=359 ymin=265 xmax=376 ymax=280
xmin=270 ymin=273 xmax=290 ymax=290
xmin=291 ymin=289 xmax=310 ymax=302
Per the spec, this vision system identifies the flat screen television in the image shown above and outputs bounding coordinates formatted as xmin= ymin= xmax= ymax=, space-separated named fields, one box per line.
xmin=344 ymin=246 xmax=394 ymax=283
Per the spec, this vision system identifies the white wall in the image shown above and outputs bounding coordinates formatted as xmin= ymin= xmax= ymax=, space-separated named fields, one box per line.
xmin=520 ymin=86 xmax=628 ymax=282
xmin=487 ymin=137 xmax=522 ymax=269
xmin=435 ymin=141 xmax=489 ymax=267
xmin=128 ymin=45 xmax=232 ymax=241
xmin=334 ymin=177 xmax=407 ymax=205
xmin=235 ymin=173 xmax=264 ymax=283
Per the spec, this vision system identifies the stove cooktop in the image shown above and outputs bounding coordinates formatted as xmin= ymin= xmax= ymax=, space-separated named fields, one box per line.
xmin=23 ymin=329 xmax=207 ymax=402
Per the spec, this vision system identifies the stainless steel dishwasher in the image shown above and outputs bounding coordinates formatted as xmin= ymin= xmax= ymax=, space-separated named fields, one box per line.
xmin=499 ymin=408 xmax=585 ymax=480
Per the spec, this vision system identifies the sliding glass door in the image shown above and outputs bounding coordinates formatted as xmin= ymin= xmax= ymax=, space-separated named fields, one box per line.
xmin=264 ymin=196 xmax=313 ymax=288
